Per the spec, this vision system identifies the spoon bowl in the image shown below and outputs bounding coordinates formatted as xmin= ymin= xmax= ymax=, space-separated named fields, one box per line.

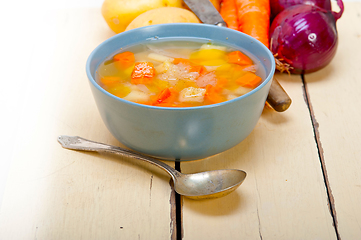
xmin=58 ymin=135 xmax=246 ymax=199
xmin=174 ymin=170 xmax=246 ymax=199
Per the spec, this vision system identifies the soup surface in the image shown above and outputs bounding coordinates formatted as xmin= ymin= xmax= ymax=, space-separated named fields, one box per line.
xmin=96 ymin=40 xmax=264 ymax=107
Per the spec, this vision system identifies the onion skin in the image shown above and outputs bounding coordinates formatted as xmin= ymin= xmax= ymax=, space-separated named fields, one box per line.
xmin=270 ymin=0 xmax=332 ymax=20
xmin=270 ymin=4 xmax=341 ymax=74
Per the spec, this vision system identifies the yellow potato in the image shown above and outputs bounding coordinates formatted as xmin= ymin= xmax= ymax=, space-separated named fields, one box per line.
xmin=125 ymin=7 xmax=200 ymax=31
xmin=101 ymin=0 xmax=183 ymax=34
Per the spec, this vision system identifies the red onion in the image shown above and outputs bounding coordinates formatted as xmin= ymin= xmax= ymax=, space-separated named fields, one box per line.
xmin=269 ymin=0 xmax=344 ymax=74
xmin=270 ymin=0 xmax=332 ymax=20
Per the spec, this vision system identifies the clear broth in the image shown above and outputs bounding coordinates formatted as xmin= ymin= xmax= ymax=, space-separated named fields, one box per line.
xmin=96 ymin=39 xmax=266 ymax=107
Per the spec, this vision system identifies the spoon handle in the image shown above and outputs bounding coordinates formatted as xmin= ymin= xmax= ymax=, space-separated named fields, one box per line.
xmin=57 ymin=135 xmax=180 ymax=179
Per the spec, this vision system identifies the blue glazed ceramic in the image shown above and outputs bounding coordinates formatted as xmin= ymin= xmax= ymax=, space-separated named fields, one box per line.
xmin=86 ymin=23 xmax=275 ymax=161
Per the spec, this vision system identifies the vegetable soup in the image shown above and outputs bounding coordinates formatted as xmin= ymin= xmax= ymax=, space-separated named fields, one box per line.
xmin=96 ymin=40 xmax=264 ymax=107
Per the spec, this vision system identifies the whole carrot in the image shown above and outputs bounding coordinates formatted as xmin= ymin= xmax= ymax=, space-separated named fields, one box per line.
xmin=220 ymin=0 xmax=239 ymax=30
xmin=235 ymin=0 xmax=270 ymax=48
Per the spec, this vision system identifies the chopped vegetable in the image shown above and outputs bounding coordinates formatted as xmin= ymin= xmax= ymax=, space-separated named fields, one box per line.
xmin=100 ymin=76 xmax=121 ymax=86
xmin=158 ymin=63 xmax=200 ymax=84
xmin=179 ymin=87 xmax=206 ymax=103
xmin=189 ymin=65 xmax=207 ymax=75
xmin=131 ymin=62 xmax=155 ymax=84
xmin=234 ymin=86 xmax=252 ymax=95
xmin=113 ymin=51 xmax=135 ymax=69
xmin=173 ymin=58 xmax=193 ymax=65
xmin=153 ymin=88 xmax=179 ymax=107
xmin=196 ymin=71 xmax=217 ymax=87
xmin=107 ymin=84 xmax=131 ymax=98
xmin=214 ymin=77 xmax=228 ymax=91
xmin=205 ymin=85 xmax=225 ymax=104
xmin=235 ymin=72 xmax=262 ymax=88
xmin=227 ymin=51 xmax=253 ymax=65
xmin=173 ymin=58 xmax=206 ymax=74
xmin=155 ymin=60 xmax=172 ymax=74
xmin=148 ymin=53 xmax=174 ymax=62
xmin=156 ymin=88 xmax=172 ymax=103
xmin=123 ymin=90 xmax=150 ymax=102
xmin=190 ymin=49 xmax=227 ymax=66
xmin=190 ymin=49 xmax=226 ymax=60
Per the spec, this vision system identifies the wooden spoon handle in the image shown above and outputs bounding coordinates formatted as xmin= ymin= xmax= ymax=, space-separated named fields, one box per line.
xmin=266 ymin=78 xmax=292 ymax=112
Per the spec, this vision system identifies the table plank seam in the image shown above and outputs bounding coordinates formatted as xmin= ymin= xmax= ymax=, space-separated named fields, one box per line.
xmin=302 ymin=74 xmax=340 ymax=240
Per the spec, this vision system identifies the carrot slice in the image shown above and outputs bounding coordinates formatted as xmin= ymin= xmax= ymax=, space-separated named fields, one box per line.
xmin=205 ymin=85 xmax=225 ymax=104
xmin=156 ymin=88 xmax=171 ymax=103
xmin=235 ymin=72 xmax=262 ymax=88
xmin=228 ymin=51 xmax=253 ymax=65
xmin=174 ymin=58 xmax=207 ymax=75
xmin=173 ymin=58 xmax=192 ymax=65
xmin=100 ymin=76 xmax=121 ymax=86
xmin=113 ymin=51 xmax=135 ymax=69
xmin=214 ymin=77 xmax=228 ymax=92
xmin=131 ymin=62 xmax=155 ymax=84
xmin=153 ymin=88 xmax=179 ymax=106
xmin=189 ymin=65 xmax=207 ymax=75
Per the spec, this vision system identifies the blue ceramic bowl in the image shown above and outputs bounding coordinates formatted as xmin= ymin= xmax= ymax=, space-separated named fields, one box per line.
xmin=86 ymin=23 xmax=275 ymax=161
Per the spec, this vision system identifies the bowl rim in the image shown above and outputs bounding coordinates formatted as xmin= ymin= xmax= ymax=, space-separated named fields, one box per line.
xmin=86 ymin=23 xmax=275 ymax=111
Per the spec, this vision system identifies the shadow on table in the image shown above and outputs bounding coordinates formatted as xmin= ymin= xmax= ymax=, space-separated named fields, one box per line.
xmin=183 ymin=190 xmax=245 ymax=216
xmin=261 ymin=106 xmax=290 ymax=125
xmin=72 ymin=149 xmax=173 ymax=183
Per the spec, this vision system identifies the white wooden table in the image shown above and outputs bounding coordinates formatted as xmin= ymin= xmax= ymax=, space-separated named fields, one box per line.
xmin=1 ymin=2 xmax=360 ymax=239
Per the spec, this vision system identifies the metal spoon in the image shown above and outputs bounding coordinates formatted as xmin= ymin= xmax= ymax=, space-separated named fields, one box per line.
xmin=57 ymin=135 xmax=246 ymax=199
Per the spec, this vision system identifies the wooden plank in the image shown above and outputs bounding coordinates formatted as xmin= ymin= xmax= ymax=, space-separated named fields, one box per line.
xmin=180 ymin=72 xmax=337 ymax=239
xmin=0 ymin=9 xmax=174 ymax=239
xmin=304 ymin=2 xmax=361 ymax=239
